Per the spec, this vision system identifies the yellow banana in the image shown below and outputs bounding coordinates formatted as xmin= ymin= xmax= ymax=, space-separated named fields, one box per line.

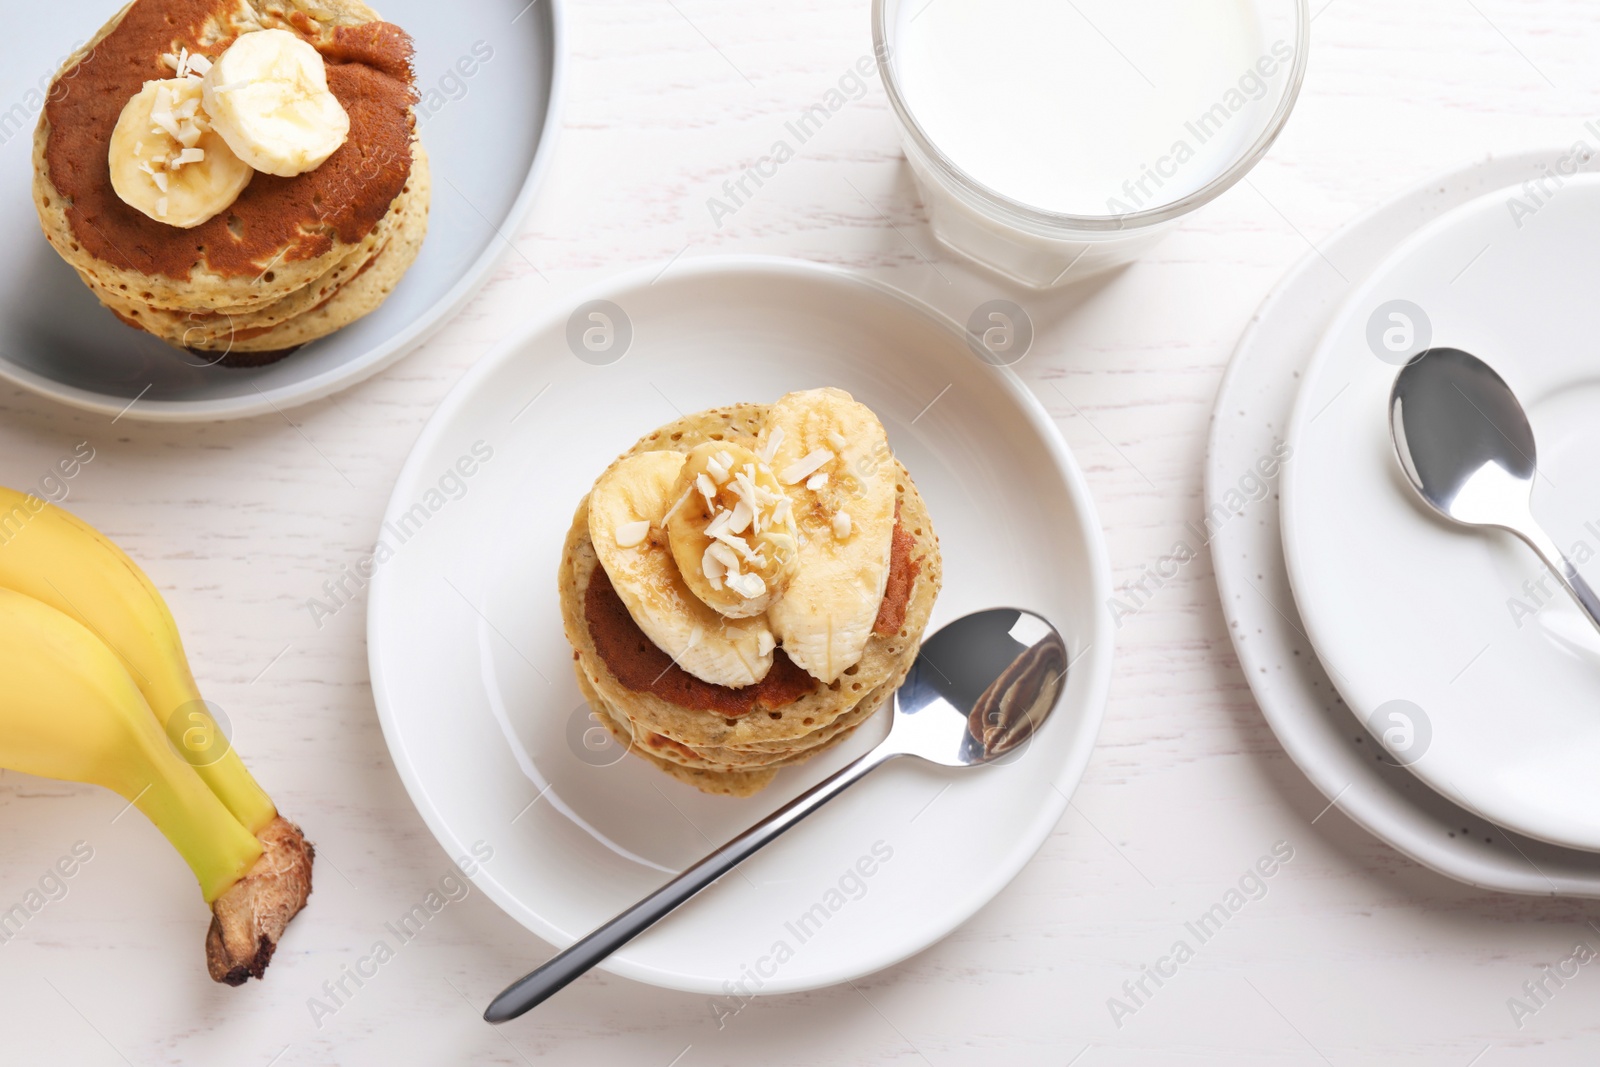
xmin=0 ymin=588 xmax=261 ymax=901
xmin=0 ymin=486 xmax=276 ymax=834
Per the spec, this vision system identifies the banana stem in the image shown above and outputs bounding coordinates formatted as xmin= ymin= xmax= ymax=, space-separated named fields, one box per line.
xmin=199 ymin=749 xmax=278 ymax=835
xmin=169 ymin=701 xmax=277 ymax=834
xmin=118 ymin=727 xmax=263 ymax=903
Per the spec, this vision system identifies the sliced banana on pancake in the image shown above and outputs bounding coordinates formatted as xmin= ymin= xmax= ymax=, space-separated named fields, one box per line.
xmin=108 ymin=78 xmax=253 ymax=228
xmin=590 ymin=451 xmax=776 ymax=689
xmin=760 ymin=388 xmax=897 ymax=684
xmin=665 ymin=442 xmax=800 ymax=619
xmin=203 ymin=29 xmax=350 ymax=178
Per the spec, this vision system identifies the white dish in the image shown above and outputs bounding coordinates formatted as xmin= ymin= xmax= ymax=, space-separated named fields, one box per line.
xmin=0 ymin=0 xmax=562 ymax=422
xmin=1211 ymin=149 xmax=1600 ymax=895
xmin=367 ymin=256 xmax=1113 ymax=993
xmin=1282 ymin=171 xmax=1600 ymax=852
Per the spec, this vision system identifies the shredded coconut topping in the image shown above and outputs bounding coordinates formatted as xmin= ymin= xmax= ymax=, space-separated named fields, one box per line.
xmin=691 ymin=451 xmax=796 ymax=602
xmin=759 ymin=427 xmax=784 ymax=463
xmin=779 ymin=448 xmax=833 ymax=486
xmin=613 ymin=520 xmax=651 ymax=548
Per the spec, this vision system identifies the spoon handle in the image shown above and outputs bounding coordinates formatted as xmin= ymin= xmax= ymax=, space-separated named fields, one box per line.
xmin=483 ymin=749 xmax=894 ymax=1023
xmin=1516 ymin=521 xmax=1600 ymax=635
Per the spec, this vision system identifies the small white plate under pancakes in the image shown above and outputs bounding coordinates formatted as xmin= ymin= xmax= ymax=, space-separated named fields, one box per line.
xmin=368 ymin=257 xmax=1113 ymax=993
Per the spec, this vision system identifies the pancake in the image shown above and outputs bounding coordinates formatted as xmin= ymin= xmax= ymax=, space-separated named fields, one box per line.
xmin=562 ymin=462 xmax=939 ymax=749
xmin=626 ymin=681 xmax=893 ymax=772
xmin=558 ymin=402 xmax=942 ymax=797
xmin=575 ymin=665 xmax=778 ymax=798
xmin=32 ymin=0 xmax=427 ymax=357
xmin=81 ymin=144 xmax=428 ymax=350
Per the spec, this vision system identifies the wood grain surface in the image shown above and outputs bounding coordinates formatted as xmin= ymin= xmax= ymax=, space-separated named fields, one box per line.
xmin=3 ymin=0 xmax=1600 ymax=1063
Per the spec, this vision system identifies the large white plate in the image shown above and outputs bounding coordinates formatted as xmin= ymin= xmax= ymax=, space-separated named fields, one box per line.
xmin=0 ymin=0 xmax=561 ymax=421
xmin=1282 ymin=172 xmax=1600 ymax=852
xmin=367 ymin=257 xmax=1112 ymax=994
xmin=1211 ymin=149 xmax=1600 ymax=895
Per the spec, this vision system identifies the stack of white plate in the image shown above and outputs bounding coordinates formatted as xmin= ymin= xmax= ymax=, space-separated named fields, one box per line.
xmin=1209 ymin=150 xmax=1600 ymax=894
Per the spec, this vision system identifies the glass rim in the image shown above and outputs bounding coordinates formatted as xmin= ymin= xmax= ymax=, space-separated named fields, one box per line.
xmin=872 ymin=0 xmax=1312 ymax=234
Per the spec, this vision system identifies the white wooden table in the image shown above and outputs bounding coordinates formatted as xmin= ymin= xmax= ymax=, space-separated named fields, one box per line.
xmin=4 ymin=0 xmax=1600 ymax=1062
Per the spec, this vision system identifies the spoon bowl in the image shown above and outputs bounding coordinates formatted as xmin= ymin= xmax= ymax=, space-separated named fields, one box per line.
xmin=1390 ymin=347 xmax=1600 ymax=632
xmin=484 ymin=608 xmax=1068 ymax=1022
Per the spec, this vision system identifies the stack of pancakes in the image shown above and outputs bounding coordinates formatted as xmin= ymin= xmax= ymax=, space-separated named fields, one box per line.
xmin=559 ymin=404 xmax=943 ymax=797
xmin=31 ymin=0 xmax=428 ymax=366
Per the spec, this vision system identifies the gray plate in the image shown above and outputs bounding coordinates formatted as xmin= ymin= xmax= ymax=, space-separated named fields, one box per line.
xmin=0 ymin=0 xmax=562 ymax=421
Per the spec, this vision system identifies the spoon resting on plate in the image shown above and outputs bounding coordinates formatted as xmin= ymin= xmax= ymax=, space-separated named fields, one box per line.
xmin=1389 ymin=346 xmax=1600 ymax=634
xmin=483 ymin=607 xmax=1069 ymax=1023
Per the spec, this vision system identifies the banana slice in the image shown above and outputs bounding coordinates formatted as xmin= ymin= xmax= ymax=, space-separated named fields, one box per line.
xmin=202 ymin=29 xmax=349 ymax=178
xmin=589 ymin=451 xmax=776 ymax=689
xmin=108 ymin=78 xmax=253 ymax=228
xmin=664 ymin=442 xmax=800 ymax=619
xmin=759 ymin=388 xmax=898 ymax=683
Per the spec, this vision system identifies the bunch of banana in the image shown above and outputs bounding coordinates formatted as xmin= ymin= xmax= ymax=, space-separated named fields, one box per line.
xmin=588 ymin=388 xmax=898 ymax=688
xmin=108 ymin=29 xmax=351 ymax=228
xmin=0 ymin=486 xmax=312 ymax=984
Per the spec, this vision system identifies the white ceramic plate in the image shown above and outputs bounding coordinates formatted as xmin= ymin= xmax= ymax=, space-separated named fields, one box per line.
xmin=1282 ymin=172 xmax=1600 ymax=852
xmin=367 ymin=257 xmax=1112 ymax=993
xmin=1211 ymin=149 xmax=1600 ymax=895
xmin=0 ymin=0 xmax=561 ymax=421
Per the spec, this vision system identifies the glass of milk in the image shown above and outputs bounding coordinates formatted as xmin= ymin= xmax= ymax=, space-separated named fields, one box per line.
xmin=876 ymin=0 xmax=1309 ymax=287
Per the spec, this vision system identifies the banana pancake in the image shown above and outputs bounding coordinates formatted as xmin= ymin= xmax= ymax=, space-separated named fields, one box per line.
xmin=575 ymin=670 xmax=778 ymax=798
xmin=558 ymin=399 xmax=942 ymax=781
xmin=32 ymin=0 xmax=427 ymax=358
xmin=576 ymin=660 xmax=886 ymax=778
xmin=82 ymin=145 xmax=428 ymax=350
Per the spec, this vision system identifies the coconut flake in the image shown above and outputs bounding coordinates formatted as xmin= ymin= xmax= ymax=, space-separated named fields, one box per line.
xmin=187 ymin=54 xmax=212 ymax=75
xmin=152 ymin=171 xmax=169 ymax=193
xmin=727 ymin=499 xmax=753 ymax=535
xmin=708 ymin=541 xmax=742 ymax=575
xmin=156 ymin=196 xmax=169 ymax=218
xmin=757 ymin=630 xmax=775 ymax=656
xmin=695 ymin=473 xmax=717 ymax=506
xmin=779 ymin=448 xmax=833 ymax=486
xmin=727 ymin=571 xmax=766 ymax=599
xmin=710 ymin=523 xmax=759 ymax=562
xmin=705 ymin=455 xmax=729 ymax=484
xmin=151 ymin=112 xmax=181 ymax=141
xmin=833 ymin=511 xmax=852 ymax=540
xmin=805 ymin=472 xmax=829 ymax=491
xmin=613 ymin=520 xmax=651 ymax=548
xmin=759 ymin=427 xmax=784 ymax=463
xmin=702 ymin=545 xmax=728 ymax=590
xmin=174 ymin=147 xmax=205 ymax=167
xmin=704 ymin=509 xmax=732 ymax=540
xmin=827 ymin=430 xmax=848 ymax=450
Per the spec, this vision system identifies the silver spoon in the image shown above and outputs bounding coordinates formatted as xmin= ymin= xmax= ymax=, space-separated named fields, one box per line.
xmin=1389 ymin=346 xmax=1600 ymax=633
xmin=484 ymin=608 xmax=1068 ymax=1023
